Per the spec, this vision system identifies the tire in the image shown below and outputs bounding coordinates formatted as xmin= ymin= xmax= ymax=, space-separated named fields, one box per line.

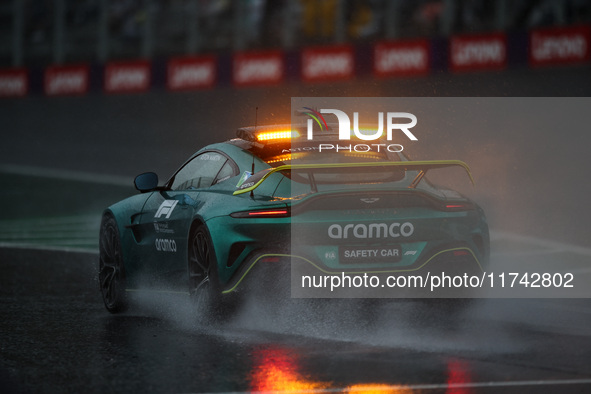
xmin=98 ymin=215 xmax=128 ymax=313
xmin=188 ymin=224 xmax=224 ymax=319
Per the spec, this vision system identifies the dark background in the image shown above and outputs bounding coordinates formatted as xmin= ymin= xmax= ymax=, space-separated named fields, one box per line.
xmin=3 ymin=67 xmax=591 ymax=245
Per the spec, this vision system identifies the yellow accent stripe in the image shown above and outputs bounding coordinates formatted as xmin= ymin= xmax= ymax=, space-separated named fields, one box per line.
xmin=233 ymin=160 xmax=474 ymax=195
xmin=221 ymin=247 xmax=482 ymax=294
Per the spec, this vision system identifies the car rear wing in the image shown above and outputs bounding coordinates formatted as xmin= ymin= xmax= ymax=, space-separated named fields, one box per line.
xmin=233 ymin=160 xmax=474 ymax=196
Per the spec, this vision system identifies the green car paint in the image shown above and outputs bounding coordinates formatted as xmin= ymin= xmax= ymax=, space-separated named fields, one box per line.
xmin=102 ymin=134 xmax=489 ymax=296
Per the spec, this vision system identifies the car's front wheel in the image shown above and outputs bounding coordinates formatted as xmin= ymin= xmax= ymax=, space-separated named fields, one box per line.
xmin=98 ymin=215 xmax=128 ymax=313
xmin=188 ymin=224 xmax=223 ymax=318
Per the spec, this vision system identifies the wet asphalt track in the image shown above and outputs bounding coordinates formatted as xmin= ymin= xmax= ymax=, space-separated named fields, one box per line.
xmin=2 ymin=247 xmax=591 ymax=393
xmin=2 ymin=67 xmax=591 ymax=393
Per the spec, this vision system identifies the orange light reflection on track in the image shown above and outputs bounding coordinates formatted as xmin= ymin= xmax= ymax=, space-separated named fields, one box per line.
xmin=249 ymin=347 xmax=421 ymax=393
xmin=249 ymin=347 xmax=330 ymax=392
xmin=446 ymin=358 xmax=473 ymax=394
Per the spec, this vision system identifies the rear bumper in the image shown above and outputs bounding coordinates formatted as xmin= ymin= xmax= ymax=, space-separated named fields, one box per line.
xmin=221 ymin=243 xmax=485 ymax=296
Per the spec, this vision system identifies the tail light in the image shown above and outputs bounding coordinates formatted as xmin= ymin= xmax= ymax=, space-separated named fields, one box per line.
xmin=230 ymin=208 xmax=290 ymax=218
xmin=453 ymin=250 xmax=471 ymax=257
xmin=443 ymin=202 xmax=474 ymax=211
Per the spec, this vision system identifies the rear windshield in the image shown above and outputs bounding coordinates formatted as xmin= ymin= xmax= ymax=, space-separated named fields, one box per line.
xmin=259 ymin=142 xmax=406 ymax=184
xmin=260 ymin=142 xmax=396 ymax=165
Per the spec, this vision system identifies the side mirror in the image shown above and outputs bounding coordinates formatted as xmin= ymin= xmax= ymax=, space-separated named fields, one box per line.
xmin=134 ymin=172 xmax=159 ymax=192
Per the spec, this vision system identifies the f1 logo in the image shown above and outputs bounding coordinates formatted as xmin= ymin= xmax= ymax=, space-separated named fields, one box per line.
xmin=155 ymin=200 xmax=178 ymax=219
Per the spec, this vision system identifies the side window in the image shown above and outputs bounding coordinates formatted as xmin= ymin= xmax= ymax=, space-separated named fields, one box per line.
xmin=213 ymin=160 xmax=237 ymax=185
xmin=170 ymin=152 xmax=226 ymax=191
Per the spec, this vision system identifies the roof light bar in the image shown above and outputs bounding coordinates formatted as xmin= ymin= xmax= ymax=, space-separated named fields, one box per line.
xmin=256 ymin=130 xmax=300 ymax=142
xmin=265 ymin=154 xmax=293 ymax=164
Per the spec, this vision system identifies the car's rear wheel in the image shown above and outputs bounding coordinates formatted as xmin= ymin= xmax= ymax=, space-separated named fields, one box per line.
xmin=188 ymin=224 xmax=223 ymax=318
xmin=99 ymin=215 xmax=128 ymax=313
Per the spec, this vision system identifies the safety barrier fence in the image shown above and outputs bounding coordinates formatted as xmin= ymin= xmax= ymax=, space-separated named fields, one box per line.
xmin=0 ymin=25 xmax=589 ymax=97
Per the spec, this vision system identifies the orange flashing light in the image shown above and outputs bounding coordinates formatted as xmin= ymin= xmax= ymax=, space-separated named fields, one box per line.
xmin=256 ymin=130 xmax=300 ymax=141
xmin=265 ymin=154 xmax=293 ymax=164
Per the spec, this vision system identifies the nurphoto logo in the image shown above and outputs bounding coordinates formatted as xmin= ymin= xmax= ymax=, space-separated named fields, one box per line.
xmin=301 ymin=107 xmax=418 ymax=153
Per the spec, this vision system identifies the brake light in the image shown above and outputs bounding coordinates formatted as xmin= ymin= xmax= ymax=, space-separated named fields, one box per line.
xmin=453 ymin=250 xmax=470 ymax=257
xmin=444 ymin=203 xmax=473 ymax=211
xmin=230 ymin=209 xmax=290 ymax=218
xmin=248 ymin=210 xmax=288 ymax=216
xmin=256 ymin=130 xmax=300 ymax=142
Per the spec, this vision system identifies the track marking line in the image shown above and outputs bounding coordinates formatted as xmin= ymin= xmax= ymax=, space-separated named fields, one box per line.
xmin=0 ymin=213 xmax=100 ymax=249
xmin=491 ymin=230 xmax=591 ymax=257
xmin=0 ymin=163 xmax=132 ymax=187
xmin=0 ymin=214 xmax=99 ymax=225
xmin=491 ymin=249 xmax=563 ymax=257
xmin=204 ymin=378 xmax=591 ymax=394
xmin=0 ymin=242 xmax=98 ymax=254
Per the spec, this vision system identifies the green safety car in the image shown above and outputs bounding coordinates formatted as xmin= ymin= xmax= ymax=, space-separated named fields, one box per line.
xmin=99 ymin=124 xmax=489 ymax=312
